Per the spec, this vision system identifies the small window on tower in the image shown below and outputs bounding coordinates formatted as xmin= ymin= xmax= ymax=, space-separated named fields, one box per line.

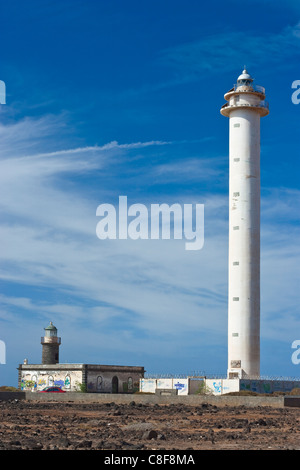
xmin=233 ymin=297 xmax=239 ymax=301
xmin=233 ymin=192 xmax=240 ymax=197
xmin=233 ymin=123 xmax=240 ymax=128
xmin=233 ymin=226 xmax=239 ymax=230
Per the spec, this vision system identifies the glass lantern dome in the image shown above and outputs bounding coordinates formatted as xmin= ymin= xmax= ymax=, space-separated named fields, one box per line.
xmin=236 ymin=68 xmax=254 ymax=88
xmin=44 ymin=321 xmax=58 ymax=338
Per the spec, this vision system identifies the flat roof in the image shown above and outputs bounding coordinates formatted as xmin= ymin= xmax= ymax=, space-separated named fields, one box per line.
xmin=18 ymin=363 xmax=144 ymax=371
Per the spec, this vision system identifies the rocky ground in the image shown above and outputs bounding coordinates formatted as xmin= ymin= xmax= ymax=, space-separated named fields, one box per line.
xmin=0 ymin=399 xmax=299 ymax=451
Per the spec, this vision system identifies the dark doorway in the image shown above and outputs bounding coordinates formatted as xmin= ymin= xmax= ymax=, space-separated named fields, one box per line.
xmin=112 ymin=376 xmax=118 ymax=393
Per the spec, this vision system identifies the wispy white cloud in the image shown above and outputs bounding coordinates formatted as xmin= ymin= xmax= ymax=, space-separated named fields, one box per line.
xmin=32 ymin=139 xmax=173 ymax=158
xmin=0 ymin=115 xmax=227 ymax=340
xmin=0 ymin=114 xmax=299 ymax=375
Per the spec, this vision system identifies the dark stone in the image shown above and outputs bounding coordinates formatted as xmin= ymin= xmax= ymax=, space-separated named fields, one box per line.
xmin=76 ymin=440 xmax=93 ymax=448
xmin=257 ymin=418 xmax=267 ymax=426
xmin=142 ymin=430 xmax=158 ymax=440
xmin=54 ymin=437 xmax=70 ymax=448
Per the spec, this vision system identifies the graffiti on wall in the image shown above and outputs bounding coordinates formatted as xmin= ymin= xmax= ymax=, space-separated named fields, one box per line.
xmin=21 ymin=380 xmax=35 ymax=390
xmin=240 ymin=379 xmax=300 ymax=394
xmin=21 ymin=373 xmax=73 ymax=390
xmin=65 ymin=376 xmax=71 ymax=389
xmin=54 ymin=380 xmax=64 ymax=387
xmin=212 ymin=381 xmax=222 ymax=394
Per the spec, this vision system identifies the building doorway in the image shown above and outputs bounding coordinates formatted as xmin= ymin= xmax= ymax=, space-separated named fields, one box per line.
xmin=112 ymin=376 xmax=118 ymax=393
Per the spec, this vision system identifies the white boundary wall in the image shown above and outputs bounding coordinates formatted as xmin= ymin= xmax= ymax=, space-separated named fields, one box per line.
xmin=205 ymin=379 xmax=240 ymax=395
xmin=140 ymin=378 xmax=189 ymax=395
xmin=140 ymin=377 xmax=300 ymax=396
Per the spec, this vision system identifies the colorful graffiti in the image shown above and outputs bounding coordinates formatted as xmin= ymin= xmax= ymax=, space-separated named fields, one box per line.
xmin=21 ymin=374 xmax=74 ymax=390
xmin=20 ymin=380 xmax=35 ymax=390
xmin=65 ymin=376 xmax=71 ymax=389
xmin=212 ymin=381 xmax=222 ymax=394
xmin=54 ymin=380 xmax=64 ymax=387
xmin=174 ymin=382 xmax=185 ymax=390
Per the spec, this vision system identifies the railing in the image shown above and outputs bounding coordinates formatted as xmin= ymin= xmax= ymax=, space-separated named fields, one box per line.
xmin=144 ymin=372 xmax=300 ymax=381
xmin=234 ymin=84 xmax=265 ymax=94
xmin=221 ymin=100 xmax=269 ymax=110
xmin=145 ymin=371 xmax=207 ymax=379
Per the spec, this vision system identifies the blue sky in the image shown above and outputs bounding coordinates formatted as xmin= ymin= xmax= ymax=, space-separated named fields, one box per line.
xmin=0 ymin=0 xmax=300 ymax=386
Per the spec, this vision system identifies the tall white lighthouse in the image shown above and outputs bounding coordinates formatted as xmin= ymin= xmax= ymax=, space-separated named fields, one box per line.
xmin=221 ymin=69 xmax=269 ymax=379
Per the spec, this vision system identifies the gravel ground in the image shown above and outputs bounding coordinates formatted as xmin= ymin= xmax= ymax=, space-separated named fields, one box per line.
xmin=0 ymin=399 xmax=299 ymax=450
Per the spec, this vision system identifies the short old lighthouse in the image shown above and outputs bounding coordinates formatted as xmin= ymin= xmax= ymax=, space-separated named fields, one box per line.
xmin=221 ymin=68 xmax=269 ymax=379
xmin=41 ymin=321 xmax=61 ymax=365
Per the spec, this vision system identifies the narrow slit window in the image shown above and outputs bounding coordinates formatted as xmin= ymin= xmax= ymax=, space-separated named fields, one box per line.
xmin=233 ymin=261 xmax=239 ymax=265
xmin=233 ymin=192 xmax=240 ymax=197
xmin=234 ymin=158 xmax=240 ymax=162
xmin=233 ymin=297 xmax=239 ymax=301
xmin=233 ymin=123 xmax=240 ymax=128
xmin=233 ymin=226 xmax=239 ymax=230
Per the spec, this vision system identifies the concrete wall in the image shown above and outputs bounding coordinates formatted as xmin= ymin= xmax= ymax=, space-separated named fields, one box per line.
xmin=140 ymin=378 xmax=189 ymax=395
xmin=208 ymin=378 xmax=300 ymax=395
xmin=206 ymin=378 xmax=240 ymax=395
xmin=141 ymin=377 xmax=300 ymax=396
xmin=0 ymin=392 xmax=26 ymax=400
xmin=283 ymin=396 xmax=300 ymax=408
xmin=240 ymin=379 xmax=300 ymax=394
xmin=140 ymin=377 xmax=240 ymax=395
xmin=0 ymin=391 xmax=288 ymax=407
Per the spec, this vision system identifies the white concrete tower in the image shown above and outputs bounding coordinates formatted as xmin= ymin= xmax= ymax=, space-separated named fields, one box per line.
xmin=221 ymin=68 xmax=269 ymax=379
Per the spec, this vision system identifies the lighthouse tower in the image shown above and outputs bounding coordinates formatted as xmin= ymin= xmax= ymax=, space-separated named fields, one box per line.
xmin=220 ymin=69 xmax=269 ymax=379
xmin=41 ymin=321 xmax=61 ymax=364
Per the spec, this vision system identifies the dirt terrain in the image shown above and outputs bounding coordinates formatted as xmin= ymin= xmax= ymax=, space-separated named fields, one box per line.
xmin=0 ymin=399 xmax=299 ymax=451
